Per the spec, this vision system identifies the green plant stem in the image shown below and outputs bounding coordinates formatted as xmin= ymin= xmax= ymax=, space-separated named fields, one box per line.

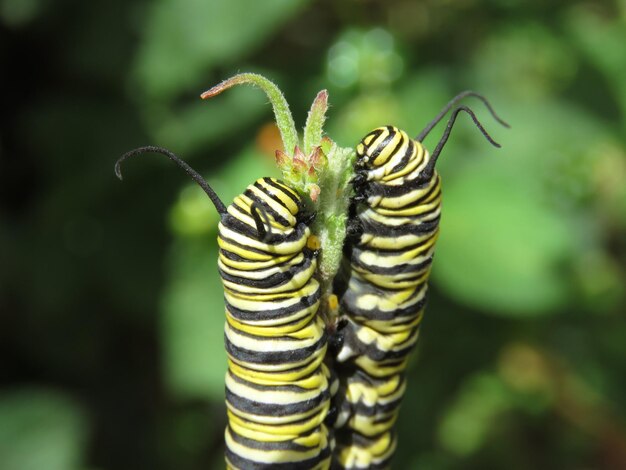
xmin=313 ymin=142 xmax=356 ymax=320
xmin=201 ymin=73 xmax=299 ymax=155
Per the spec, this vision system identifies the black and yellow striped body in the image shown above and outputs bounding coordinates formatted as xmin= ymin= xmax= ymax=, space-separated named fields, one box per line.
xmin=334 ymin=127 xmax=441 ymax=469
xmin=219 ymin=177 xmax=332 ymax=469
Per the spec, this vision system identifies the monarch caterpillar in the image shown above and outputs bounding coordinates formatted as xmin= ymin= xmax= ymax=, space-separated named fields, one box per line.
xmin=332 ymin=92 xmax=509 ymax=469
xmin=115 ymin=148 xmax=333 ymax=469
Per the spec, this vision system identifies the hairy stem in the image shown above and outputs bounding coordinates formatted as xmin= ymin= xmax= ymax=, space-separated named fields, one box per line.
xmin=201 ymin=73 xmax=299 ymax=155
xmin=313 ymin=141 xmax=356 ymax=320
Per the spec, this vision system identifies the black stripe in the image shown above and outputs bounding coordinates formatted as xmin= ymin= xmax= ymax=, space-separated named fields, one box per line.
xmin=218 ymin=220 xmax=308 ymax=252
xmin=368 ymin=183 xmax=441 ymax=213
xmin=263 ymin=177 xmax=302 ymax=209
xmin=227 ymin=321 xmax=321 ymax=342
xmin=227 ymin=424 xmax=328 ymax=452
xmin=355 ymin=332 xmax=419 ymax=361
xmin=343 ymin=396 xmax=403 ymax=418
xmin=225 ymin=387 xmax=330 ymax=418
xmin=225 ymin=287 xmax=320 ymax=322
xmin=225 ymin=429 xmax=330 ymax=470
xmin=227 ymin=369 xmax=325 ymax=394
xmin=225 ymin=281 xmax=320 ymax=302
xmin=341 ymin=284 xmax=428 ymax=322
xmin=360 ymin=216 xmax=440 ymax=237
xmin=388 ymin=135 xmax=415 ymax=174
xmin=225 ymin=330 xmax=326 ymax=365
xmin=364 ymin=170 xmax=436 ymax=197
xmin=357 ymin=128 xmax=385 ymax=157
xmin=344 ymin=368 xmax=405 ymax=388
xmin=351 ymin=252 xmax=433 ymax=276
xmin=219 ymin=252 xmax=314 ymax=289
xmin=369 ymin=127 xmax=397 ymax=163
xmin=218 ymin=233 xmax=272 ymax=258
xmin=242 ymin=189 xmax=290 ymax=227
xmin=352 ymin=230 xmax=437 ymax=255
xmin=253 ymin=179 xmax=294 ymax=215
xmin=379 ymin=130 xmax=404 ymax=165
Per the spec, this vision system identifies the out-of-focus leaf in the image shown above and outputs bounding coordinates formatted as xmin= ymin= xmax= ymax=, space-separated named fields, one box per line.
xmin=0 ymin=0 xmax=48 ymax=27
xmin=565 ymin=5 xmax=626 ymax=124
xmin=133 ymin=0 xmax=309 ymax=101
xmin=434 ymin=161 xmax=577 ymax=315
xmin=438 ymin=373 xmax=511 ymax=456
xmin=432 ymin=93 xmax=623 ymax=316
xmin=572 ymin=250 xmax=625 ymax=314
xmin=0 ymin=389 xmax=88 ymax=470
xmin=497 ymin=343 xmax=556 ymax=402
xmin=328 ymin=91 xmax=401 ymax=146
xmin=408 ymin=452 xmax=455 ymax=470
xmin=169 ymin=185 xmax=218 ymax=237
xmin=470 ymin=22 xmax=578 ymax=100
xmin=163 ymin=146 xmax=278 ymax=400
xmin=151 ymin=85 xmax=270 ymax=155
xmin=162 ymin=237 xmax=226 ymax=401
xmin=209 ymin=147 xmax=280 ymax=201
xmin=394 ymin=69 xmax=455 ymax=136
xmin=169 ymin=146 xmax=278 ymax=237
xmin=328 ymin=69 xmax=452 ymax=147
xmin=326 ymin=28 xmax=404 ymax=90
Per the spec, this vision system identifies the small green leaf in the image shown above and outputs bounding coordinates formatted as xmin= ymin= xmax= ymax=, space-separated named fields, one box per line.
xmin=303 ymin=90 xmax=328 ymax=155
xmin=438 ymin=373 xmax=511 ymax=456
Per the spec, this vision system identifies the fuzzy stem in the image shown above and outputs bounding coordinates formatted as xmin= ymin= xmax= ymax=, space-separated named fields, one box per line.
xmin=201 ymin=73 xmax=299 ymax=155
xmin=313 ymin=141 xmax=356 ymax=319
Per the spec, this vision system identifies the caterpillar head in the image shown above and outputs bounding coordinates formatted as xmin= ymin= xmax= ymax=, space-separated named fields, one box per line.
xmin=355 ymin=126 xmax=409 ymax=170
xmin=227 ymin=177 xmax=313 ymax=246
xmin=354 ymin=126 xmax=426 ymax=184
xmin=218 ymin=178 xmax=315 ymax=262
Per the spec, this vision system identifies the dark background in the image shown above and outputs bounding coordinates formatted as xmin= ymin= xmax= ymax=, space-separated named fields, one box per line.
xmin=1 ymin=0 xmax=625 ymax=468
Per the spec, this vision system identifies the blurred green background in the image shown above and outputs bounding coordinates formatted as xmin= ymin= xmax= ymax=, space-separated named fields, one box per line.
xmin=1 ymin=0 xmax=625 ymax=469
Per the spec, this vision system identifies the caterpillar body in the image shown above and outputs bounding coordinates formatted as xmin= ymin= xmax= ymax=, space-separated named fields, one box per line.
xmin=332 ymin=94 xmax=508 ymax=469
xmin=219 ymin=177 xmax=333 ymax=470
xmin=115 ymin=150 xmax=333 ymax=469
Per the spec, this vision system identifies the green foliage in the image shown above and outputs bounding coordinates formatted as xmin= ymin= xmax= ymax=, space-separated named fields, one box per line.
xmin=0 ymin=0 xmax=49 ymax=27
xmin=202 ymin=73 xmax=299 ymax=156
xmin=162 ymin=238 xmax=226 ymax=401
xmin=164 ymin=145 xmax=277 ymax=400
xmin=0 ymin=390 xmax=88 ymax=470
xmin=326 ymin=28 xmax=403 ymax=89
xmin=153 ymin=85 xmax=270 ymax=155
xmin=312 ymin=141 xmax=356 ymax=297
xmin=435 ymin=160 xmax=578 ymax=315
xmin=3 ymin=0 xmax=626 ymax=468
xmin=438 ymin=373 xmax=513 ymax=456
xmin=133 ymin=0 xmax=310 ymax=101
